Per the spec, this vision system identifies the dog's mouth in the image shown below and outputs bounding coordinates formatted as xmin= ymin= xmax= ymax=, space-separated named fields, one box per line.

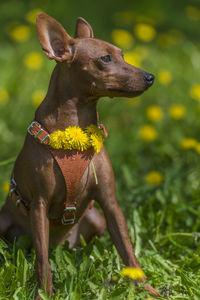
xmin=106 ymin=88 xmax=145 ymax=98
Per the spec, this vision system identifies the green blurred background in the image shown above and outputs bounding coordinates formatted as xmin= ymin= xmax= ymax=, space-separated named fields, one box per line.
xmin=1 ymin=0 xmax=200 ymax=298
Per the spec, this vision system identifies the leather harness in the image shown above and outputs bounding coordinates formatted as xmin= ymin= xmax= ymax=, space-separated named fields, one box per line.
xmin=10 ymin=120 xmax=107 ymax=225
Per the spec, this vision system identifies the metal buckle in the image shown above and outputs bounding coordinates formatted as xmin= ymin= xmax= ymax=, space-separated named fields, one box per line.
xmin=9 ymin=178 xmax=17 ymax=193
xmin=98 ymin=123 xmax=108 ymax=137
xmin=64 ymin=206 xmax=76 ymax=212
xmin=27 ymin=121 xmax=41 ymax=136
xmin=61 ymin=206 xmax=76 ymax=225
xmin=27 ymin=121 xmax=49 ymax=144
xmin=16 ymin=198 xmax=22 ymax=207
xmin=41 ymin=133 xmax=50 ymax=144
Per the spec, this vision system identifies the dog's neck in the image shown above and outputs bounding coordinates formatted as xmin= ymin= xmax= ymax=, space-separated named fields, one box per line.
xmin=35 ymin=63 xmax=98 ymax=133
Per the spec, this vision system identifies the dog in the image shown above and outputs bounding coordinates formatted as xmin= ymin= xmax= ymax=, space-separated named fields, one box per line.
xmin=0 ymin=13 xmax=159 ymax=299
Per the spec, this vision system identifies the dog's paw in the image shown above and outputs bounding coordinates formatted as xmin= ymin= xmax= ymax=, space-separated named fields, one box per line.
xmin=143 ymin=284 xmax=161 ymax=297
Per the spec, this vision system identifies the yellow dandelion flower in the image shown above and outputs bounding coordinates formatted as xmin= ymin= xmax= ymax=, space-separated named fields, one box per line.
xmin=0 ymin=88 xmax=9 ymax=104
xmin=190 ymin=84 xmax=200 ymax=101
xmin=85 ymin=124 xmax=104 ymax=137
xmin=124 ymin=51 xmax=141 ymax=68
xmin=111 ymin=29 xmax=134 ymax=49
xmin=121 ymin=267 xmax=145 ymax=280
xmin=65 ymin=127 xmax=89 ymax=151
xmin=90 ymin=134 xmax=103 ymax=153
xmin=139 ymin=125 xmax=158 ymax=142
xmin=134 ymin=23 xmax=156 ymax=42
xmin=180 ymin=138 xmax=197 ymax=149
xmin=112 ymin=275 xmax=118 ymax=281
xmin=169 ymin=105 xmax=186 ymax=120
xmin=195 ymin=143 xmax=200 ymax=155
xmin=185 ymin=6 xmax=200 ymax=21
xmin=49 ymin=130 xmax=65 ymax=149
xmin=32 ymin=89 xmax=46 ymax=107
xmin=25 ymin=9 xmax=42 ymax=24
xmin=158 ymin=70 xmax=172 ymax=85
xmin=145 ymin=171 xmax=163 ymax=185
xmin=10 ymin=25 xmax=31 ymax=42
xmin=49 ymin=125 xmax=104 ymax=152
xmin=85 ymin=125 xmax=104 ymax=153
xmin=146 ymin=105 xmax=163 ymax=122
xmin=2 ymin=181 xmax=10 ymax=194
xmin=24 ymin=52 xmax=43 ymax=69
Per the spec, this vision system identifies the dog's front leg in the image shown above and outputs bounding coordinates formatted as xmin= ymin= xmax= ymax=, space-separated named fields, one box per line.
xmin=97 ymin=190 xmax=143 ymax=270
xmin=95 ymin=154 xmax=160 ymax=297
xmin=97 ymin=190 xmax=160 ymax=296
xmin=30 ymin=199 xmax=53 ymax=300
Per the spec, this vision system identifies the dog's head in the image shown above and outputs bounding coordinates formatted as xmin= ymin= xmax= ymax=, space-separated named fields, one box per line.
xmin=37 ymin=13 xmax=154 ymax=98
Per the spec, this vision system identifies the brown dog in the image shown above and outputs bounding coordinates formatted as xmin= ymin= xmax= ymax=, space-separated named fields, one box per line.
xmin=0 ymin=13 xmax=159 ymax=299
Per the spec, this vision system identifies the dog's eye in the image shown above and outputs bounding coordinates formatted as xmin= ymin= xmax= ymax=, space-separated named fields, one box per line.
xmin=100 ymin=55 xmax=112 ymax=63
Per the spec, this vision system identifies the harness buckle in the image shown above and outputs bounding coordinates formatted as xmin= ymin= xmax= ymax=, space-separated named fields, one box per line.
xmin=27 ymin=121 xmax=41 ymax=136
xmin=61 ymin=206 xmax=76 ymax=225
xmin=98 ymin=123 xmax=108 ymax=137
xmin=27 ymin=121 xmax=49 ymax=144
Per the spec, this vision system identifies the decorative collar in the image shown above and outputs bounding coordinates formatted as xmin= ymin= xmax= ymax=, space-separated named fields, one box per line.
xmin=49 ymin=124 xmax=104 ymax=153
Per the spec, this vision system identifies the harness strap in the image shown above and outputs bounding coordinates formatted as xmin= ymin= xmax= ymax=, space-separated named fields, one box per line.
xmin=10 ymin=178 xmax=29 ymax=216
xmin=50 ymin=148 xmax=94 ymax=225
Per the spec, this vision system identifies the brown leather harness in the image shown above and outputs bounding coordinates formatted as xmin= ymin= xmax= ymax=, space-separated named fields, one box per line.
xmin=10 ymin=120 xmax=107 ymax=225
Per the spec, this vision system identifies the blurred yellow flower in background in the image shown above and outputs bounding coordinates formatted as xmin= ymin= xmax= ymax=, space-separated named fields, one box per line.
xmin=124 ymin=51 xmax=141 ymax=67
xmin=139 ymin=125 xmax=158 ymax=142
xmin=121 ymin=267 xmax=144 ymax=280
xmin=10 ymin=25 xmax=30 ymax=42
xmin=111 ymin=29 xmax=134 ymax=49
xmin=185 ymin=6 xmax=200 ymax=21
xmin=124 ymin=46 xmax=149 ymax=68
xmin=145 ymin=171 xmax=163 ymax=185
xmin=180 ymin=138 xmax=197 ymax=149
xmin=195 ymin=143 xmax=200 ymax=155
xmin=158 ymin=70 xmax=172 ymax=85
xmin=0 ymin=88 xmax=9 ymax=104
xmin=146 ymin=105 xmax=163 ymax=122
xmin=32 ymin=89 xmax=46 ymax=107
xmin=190 ymin=84 xmax=200 ymax=101
xmin=169 ymin=105 xmax=186 ymax=120
xmin=24 ymin=52 xmax=43 ymax=69
xmin=25 ymin=9 xmax=42 ymax=24
xmin=1 ymin=181 xmax=10 ymax=194
xmin=134 ymin=23 xmax=156 ymax=42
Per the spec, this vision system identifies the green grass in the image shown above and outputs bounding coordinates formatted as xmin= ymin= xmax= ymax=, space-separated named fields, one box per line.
xmin=1 ymin=0 xmax=200 ymax=299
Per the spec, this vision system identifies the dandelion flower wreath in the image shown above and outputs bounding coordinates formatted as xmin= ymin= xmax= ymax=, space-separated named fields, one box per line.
xmin=49 ymin=125 xmax=104 ymax=153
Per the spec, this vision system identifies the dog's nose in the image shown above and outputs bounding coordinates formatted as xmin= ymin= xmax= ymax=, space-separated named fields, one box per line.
xmin=144 ymin=73 xmax=154 ymax=86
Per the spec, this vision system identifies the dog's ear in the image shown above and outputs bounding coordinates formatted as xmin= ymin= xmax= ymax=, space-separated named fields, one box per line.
xmin=75 ymin=17 xmax=94 ymax=38
xmin=36 ymin=13 xmax=74 ymax=62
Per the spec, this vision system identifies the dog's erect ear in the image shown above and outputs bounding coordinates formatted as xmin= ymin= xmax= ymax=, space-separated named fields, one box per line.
xmin=75 ymin=17 xmax=94 ymax=38
xmin=36 ymin=13 xmax=74 ymax=62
